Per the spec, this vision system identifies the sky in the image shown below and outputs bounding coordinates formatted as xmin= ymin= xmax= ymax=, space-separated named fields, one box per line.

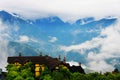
xmin=0 ymin=0 xmax=120 ymax=72
xmin=0 ymin=0 xmax=120 ymax=22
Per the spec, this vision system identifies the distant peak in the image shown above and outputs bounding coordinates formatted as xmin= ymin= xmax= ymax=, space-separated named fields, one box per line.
xmin=0 ymin=10 xmax=12 ymax=16
xmin=0 ymin=10 xmax=7 ymax=12
xmin=0 ymin=10 xmax=9 ymax=14
xmin=75 ymin=17 xmax=94 ymax=25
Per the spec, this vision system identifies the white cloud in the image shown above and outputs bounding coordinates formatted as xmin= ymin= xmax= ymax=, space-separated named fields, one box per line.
xmin=71 ymin=30 xmax=81 ymax=36
xmin=19 ymin=35 xmax=30 ymax=42
xmin=60 ymin=19 xmax=120 ymax=72
xmin=0 ymin=40 xmax=9 ymax=71
xmin=0 ymin=0 xmax=120 ymax=22
xmin=0 ymin=20 xmax=11 ymax=39
xmin=13 ymin=25 xmax=19 ymax=32
xmin=60 ymin=37 xmax=103 ymax=53
xmin=88 ymin=60 xmax=114 ymax=72
xmin=0 ymin=20 xmax=7 ymax=31
xmin=67 ymin=61 xmax=79 ymax=66
xmin=67 ymin=61 xmax=87 ymax=68
xmin=0 ymin=20 xmax=11 ymax=71
xmin=49 ymin=36 xmax=57 ymax=43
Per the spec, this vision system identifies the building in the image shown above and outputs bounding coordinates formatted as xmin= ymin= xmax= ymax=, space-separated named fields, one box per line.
xmin=7 ymin=52 xmax=85 ymax=77
xmin=69 ymin=63 xmax=85 ymax=74
xmin=0 ymin=69 xmax=6 ymax=80
xmin=7 ymin=53 xmax=70 ymax=77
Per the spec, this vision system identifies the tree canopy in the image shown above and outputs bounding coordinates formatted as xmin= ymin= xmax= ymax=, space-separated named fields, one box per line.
xmin=6 ymin=63 xmax=120 ymax=80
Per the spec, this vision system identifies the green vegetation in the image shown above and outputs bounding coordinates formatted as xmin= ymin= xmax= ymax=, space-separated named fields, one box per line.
xmin=6 ymin=62 xmax=34 ymax=80
xmin=6 ymin=63 xmax=120 ymax=80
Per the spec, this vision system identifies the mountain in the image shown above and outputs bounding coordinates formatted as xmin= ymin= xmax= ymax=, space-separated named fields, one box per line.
xmin=0 ymin=10 xmax=118 ymax=69
xmin=0 ymin=10 xmax=27 ymax=25
xmin=8 ymin=41 xmax=38 ymax=56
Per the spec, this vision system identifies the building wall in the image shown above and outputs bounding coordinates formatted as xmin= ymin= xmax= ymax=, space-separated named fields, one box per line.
xmin=35 ymin=64 xmax=45 ymax=77
xmin=0 ymin=69 xmax=6 ymax=80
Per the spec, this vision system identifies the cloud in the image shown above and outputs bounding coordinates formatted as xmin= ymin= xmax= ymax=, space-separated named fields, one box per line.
xmin=87 ymin=59 xmax=114 ymax=72
xmin=0 ymin=41 xmax=9 ymax=71
xmin=60 ymin=19 xmax=120 ymax=72
xmin=67 ymin=61 xmax=87 ymax=69
xmin=19 ymin=35 xmax=30 ymax=42
xmin=71 ymin=30 xmax=82 ymax=36
xmin=0 ymin=20 xmax=11 ymax=71
xmin=49 ymin=36 xmax=57 ymax=43
xmin=13 ymin=25 xmax=19 ymax=32
xmin=67 ymin=61 xmax=79 ymax=66
xmin=0 ymin=0 xmax=120 ymax=22
xmin=60 ymin=37 xmax=103 ymax=53
xmin=0 ymin=20 xmax=11 ymax=39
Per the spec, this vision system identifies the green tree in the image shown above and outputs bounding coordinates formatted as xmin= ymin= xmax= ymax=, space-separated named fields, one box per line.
xmin=6 ymin=64 xmax=20 ymax=80
xmin=39 ymin=66 xmax=52 ymax=80
xmin=70 ymin=72 xmax=88 ymax=80
xmin=52 ymin=71 xmax=64 ymax=80
xmin=14 ymin=75 xmax=24 ymax=80
xmin=115 ymin=73 xmax=120 ymax=80
xmin=43 ymin=74 xmax=53 ymax=80
xmin=6 ymin=62 xmax=34 ymax=80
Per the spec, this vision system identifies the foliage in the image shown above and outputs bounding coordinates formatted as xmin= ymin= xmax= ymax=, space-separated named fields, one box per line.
xmin=6 ymin=63 xmax=120 ymax=80
xmin=39 ymin=66 xmax=52 ymax=80
xmin=43 ymin=74 xmax=53 ymax=80
xmin=6 ymin=62 xmax=34 ymax=80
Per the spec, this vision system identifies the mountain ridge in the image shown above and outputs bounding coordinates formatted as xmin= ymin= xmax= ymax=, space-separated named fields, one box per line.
xmin=0 ymin=10 xmax=119 ymax=72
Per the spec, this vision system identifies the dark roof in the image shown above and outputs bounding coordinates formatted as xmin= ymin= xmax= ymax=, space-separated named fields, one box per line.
xmin=7 ymin=55 xmax=61 ymax=69
xmin=69 ymin=65 xmax=85 ymax=74
xmin=60 ymin=62 xmax=70 ymax=68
